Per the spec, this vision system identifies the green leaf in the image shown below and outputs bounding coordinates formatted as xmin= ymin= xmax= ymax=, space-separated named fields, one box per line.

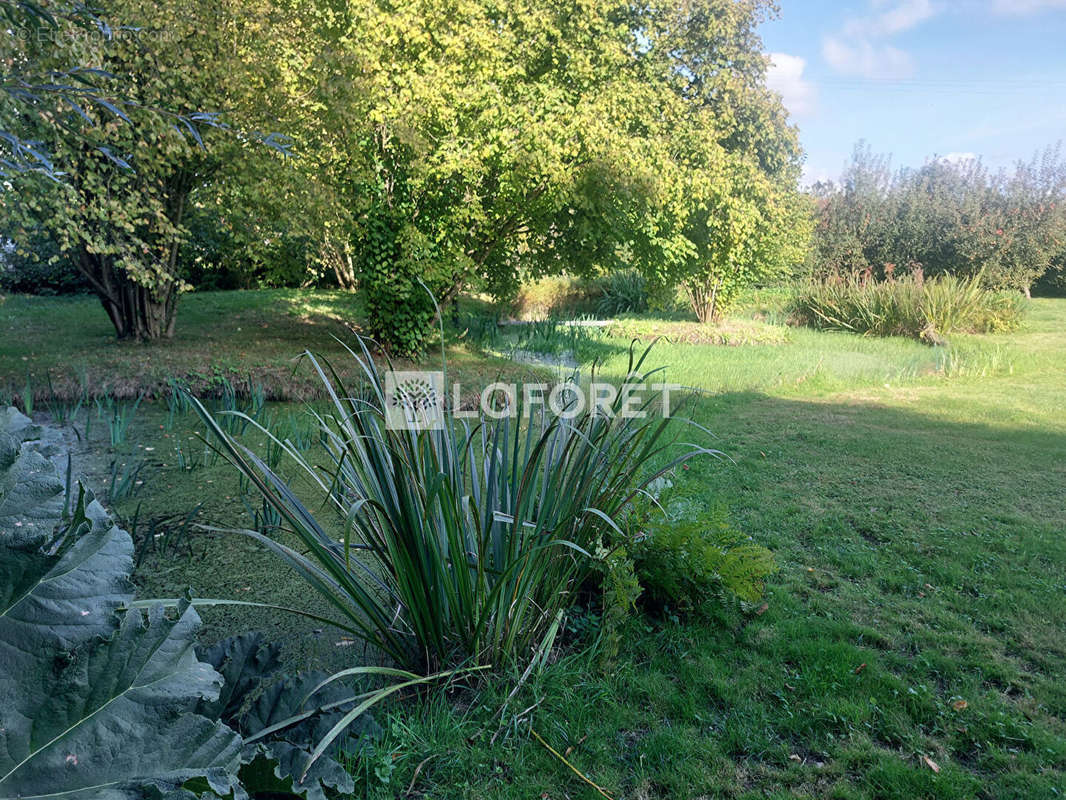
xmin=0 ymin=408 xmax=242 ymax=800
xmin=195 ymin=633 xmax=378 ymax=800
xmin=194 ymin=631 xmax=283 ymax=725
xmin=236 ymin=671 xmax=378 ymax=800
xmin=0 ymin=601 xmax=243 ymax=800
xmin=0 ymin=408 xmax=64 ymax=546
xmin=0 ymin=493 xmax=134 ymax=658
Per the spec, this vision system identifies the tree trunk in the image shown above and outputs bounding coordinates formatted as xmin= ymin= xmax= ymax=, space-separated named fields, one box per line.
xmin=76 ymin=250 xmax=179 ymax=340
xmin=322 ymin=236 xmax=357 ymax=291
xmin=688 ymin=276 xmax=723 ymax=324
xmin=72 ymin=168 xmax=196 ymax=340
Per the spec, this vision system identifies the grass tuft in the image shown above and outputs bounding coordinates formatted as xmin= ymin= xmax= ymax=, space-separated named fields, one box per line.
xmin=792 ymin=272 xmax=1025 ymax=342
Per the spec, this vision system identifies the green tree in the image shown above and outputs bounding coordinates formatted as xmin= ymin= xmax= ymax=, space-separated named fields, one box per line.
xmin=648 ymin=145 xmax=811 ymax=323
xmin=272 ymin=0 xmax=806 ymax=351
xmin=624 ymin=0 xmax=810 ymax=322
xmin=985 ymin=145 xmax=1066 ymax=296
xmin=1 ymin=0 xmax=288 ymax=339
xmin=810 ymin=142 xmax=1066 ymax=296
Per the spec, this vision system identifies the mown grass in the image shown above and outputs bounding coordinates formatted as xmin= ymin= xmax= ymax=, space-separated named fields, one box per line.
xmin=0 ymin=289 xmax=531 ymax=402
xmin=3 ymin=289 xmax=1064 ymax=797
xmin=342 ymin=301 xmax=1064 ymax=799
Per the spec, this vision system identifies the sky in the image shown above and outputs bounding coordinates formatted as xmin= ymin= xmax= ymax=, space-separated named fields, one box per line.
xmin=760 ymin=0 xmax=1066 ymax=185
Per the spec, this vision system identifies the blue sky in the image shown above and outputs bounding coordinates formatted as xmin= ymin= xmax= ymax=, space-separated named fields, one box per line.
xmin=760 ymin=0 xmax=1066 ymax=185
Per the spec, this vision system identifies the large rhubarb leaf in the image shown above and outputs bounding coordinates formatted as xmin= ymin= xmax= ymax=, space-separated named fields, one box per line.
xmin=195 ymin=632 xmax=283 ymax=724
xmin=0 ymin=408 xmax=242 ymax=800
xmin=0 ymin=491 xmax=134 ymax=660
xmin=0 ymin=408 xmax=373 ymax=799
xmin=196 ymin=634 xmax=378 ymax=800
xmin=0 ymin=601 xmax=244 ymax=800
xmin=0 ymin=408 xmax=64 ymax=546
xmin=237 ymin=671 xmax=376 ymax=800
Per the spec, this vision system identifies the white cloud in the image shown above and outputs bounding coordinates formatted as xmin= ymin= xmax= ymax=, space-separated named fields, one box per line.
xmin=822 ymin=0 xmax=939 ymax=79
xmin=822 ymin=37 xmax=915 ymax=79
xmin=844 ymin=0 xmax=936 ymax=37
xmin=991 ymin=0 xmax=1066 ymax=13
xmin=801 ymin=162 xmax=835 ymax=188
xmin=766 ymin=53 xmax=817 ymax=116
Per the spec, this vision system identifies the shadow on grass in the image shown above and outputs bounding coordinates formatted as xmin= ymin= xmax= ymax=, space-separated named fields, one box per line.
xmin=643 ymin=390 xmax=1066 ymax=792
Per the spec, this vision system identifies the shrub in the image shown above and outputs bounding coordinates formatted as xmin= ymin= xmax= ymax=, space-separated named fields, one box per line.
xmin=510 ymin=275 xmax=597 ymax=319
xmin=791 ymin=271 xmax=1024 ymax=343
xmin=193 ymin=340 xmax=707 ymax=673
xmin=630 ymin=500 xmax=774 ymax=614
xmin=0 ymin=236 xmax=87 ymax=295
xmin=180 ymin=206 xmax=316 ymax=291
xmin=595 ymin=268 xmax=649 ymax=316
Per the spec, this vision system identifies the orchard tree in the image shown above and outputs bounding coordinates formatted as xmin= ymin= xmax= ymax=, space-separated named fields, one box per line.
xmin=1 ymin=0 xmax=288 ymax=339
xmin=984 ymin=145 xmax=1066 ymax=296
xmin=809 ymin=142 xmax=1066 ymax=296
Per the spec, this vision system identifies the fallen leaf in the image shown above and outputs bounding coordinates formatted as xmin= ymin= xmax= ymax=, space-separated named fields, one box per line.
xmin=854 ymin=663 xmax=867 ymax=675
xmin=755 ymin=603 xmax=769 ymax=616
xmin=789 ymin=754 xmax=802 ymax=762
xmin=921 ymin=755 xmax=940 ymax=773
xmin=951 ymin=699 xmax=968 ymax=711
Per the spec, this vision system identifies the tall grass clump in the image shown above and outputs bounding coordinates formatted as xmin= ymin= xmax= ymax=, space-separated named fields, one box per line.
xmin=595 ymin=268 xmax=648 ymax=317
xmin=792 ymin=270 xmax=1024 ymax=343
xmin=95 ymin=392 xmax=144 ymax=446
xmin=192 ymin=338 xmax=709 ymax=674
xmin=510 ymin=275 xmax=597 ymax=319
xmin=510 ymin=318 xmax=607 ymax=360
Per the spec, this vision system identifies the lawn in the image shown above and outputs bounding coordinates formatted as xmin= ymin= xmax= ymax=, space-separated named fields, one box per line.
xmin=2 ymin=290 xmax=1064 ymax=798
xmin=0 ymin=288 xmax=525 ymax=402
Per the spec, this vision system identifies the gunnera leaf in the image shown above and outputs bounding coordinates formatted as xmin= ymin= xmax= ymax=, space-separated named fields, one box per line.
xmin=195 ymin=631 xmax=284 ymax=724
xmin=0 ymin=407 xmax=65 ymax=547
xmin=238 ymin=672 xmax=378 ymax=800
xmin=0 ymin=600 xmax=243 ymax=800
xmin=0 ymin=418 xmax=243 ymax=800
xmin=0 ymin=491 xmax=134 ymax=662
xmin=196 ymin=634 xmax=378 ymax=800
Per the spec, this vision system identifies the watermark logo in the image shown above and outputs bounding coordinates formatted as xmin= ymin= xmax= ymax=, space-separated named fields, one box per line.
xmin=12 ymin=25 xmax=176 ymax=44
xmin=384 ymin=371 xmax=678 ymax=431
xmin=385 ymin=371 xmax=446 ymax=431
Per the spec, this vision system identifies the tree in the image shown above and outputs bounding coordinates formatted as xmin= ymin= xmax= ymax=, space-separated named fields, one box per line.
xmin=984 ymin=145 xmax=1066 ymax=296
xmin=1 ymin=1 xmax=132 ymax=178
xmin=289 ymin=0 xmax=664 ymax=354
xmin=1 ymin=0 xmax=289 ymax=339
xmin=623 ymin=0 xmax=810 ymax=322
xmin=809 ymin=143 xmax=1066 ymax=296
xmin=270 ymin=0 xmax=806 ymax=352
xmin=634 ymin=127 xmax=810 ymax=323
